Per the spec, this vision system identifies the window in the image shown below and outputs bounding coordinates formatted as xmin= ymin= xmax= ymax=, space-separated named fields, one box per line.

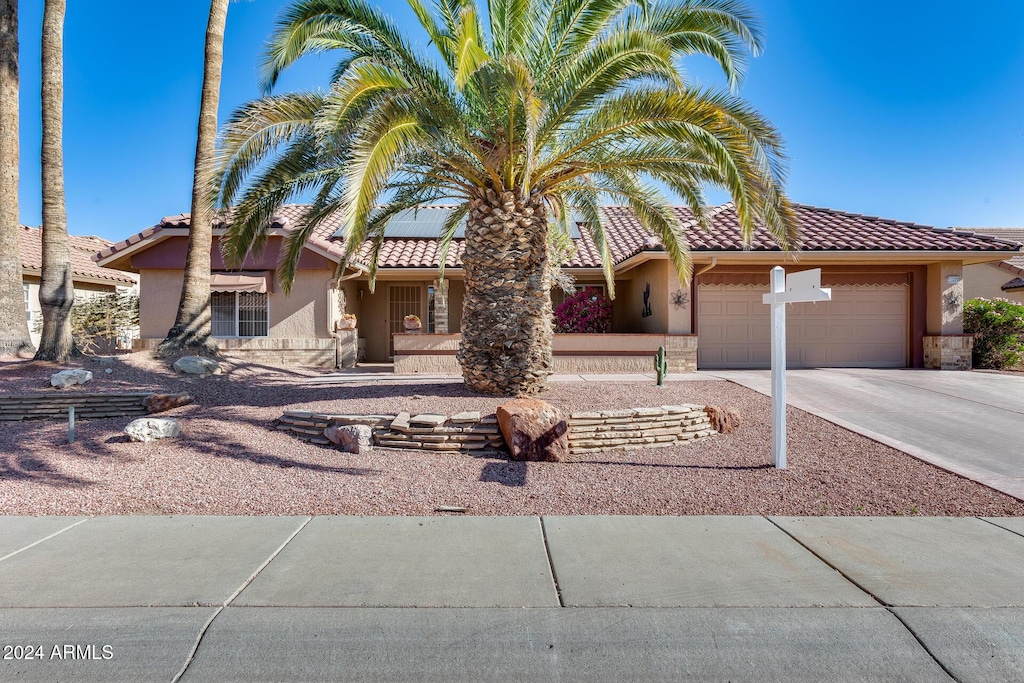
xmin=427 ymin=286 xmax=436 ymax=333
xmin=211 ymin=291 xmax=268 ymax=337
xmin=23 ymin=284 xmax=30 ymax=322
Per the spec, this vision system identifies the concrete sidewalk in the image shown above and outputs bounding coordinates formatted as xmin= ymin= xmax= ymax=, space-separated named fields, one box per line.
xmin=2 ymin=515 xmax=1024 ymax=682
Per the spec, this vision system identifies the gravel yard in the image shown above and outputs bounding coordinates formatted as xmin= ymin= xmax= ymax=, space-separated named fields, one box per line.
xmin=2 ymin=353 xmax=1022 ymax=517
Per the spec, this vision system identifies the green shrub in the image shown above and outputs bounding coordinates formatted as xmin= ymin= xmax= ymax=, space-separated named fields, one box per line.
xmin=963 ymin=298 xmax=1024 ymax=369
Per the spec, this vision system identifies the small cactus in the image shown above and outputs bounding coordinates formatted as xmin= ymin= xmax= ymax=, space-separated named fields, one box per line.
xmin=655 ymin=345 xmax=668 ymax=386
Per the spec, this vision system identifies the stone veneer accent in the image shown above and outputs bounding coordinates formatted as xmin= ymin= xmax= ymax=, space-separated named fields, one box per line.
xmin=277 ymin=403 xmax=718 ymax=455
xmin=567 ymin=405 xmax=714 ymax=454
xmin=0 ymin=392 xmax=154 ymax=421
xmin=923 ymin=334 xmax=974 ymax=371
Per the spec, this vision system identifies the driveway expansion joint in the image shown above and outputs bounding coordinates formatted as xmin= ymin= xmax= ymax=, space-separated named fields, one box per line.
xmin=538 ymin=517 xmax=565 ymax=608
xmin=0 ymin=517 xmax=92 ymax=564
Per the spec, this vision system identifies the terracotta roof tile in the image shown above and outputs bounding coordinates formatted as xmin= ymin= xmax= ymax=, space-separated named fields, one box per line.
xmin=99 ymin=203 xmax=1022 ymax=273
xmin=20 ymin=226 xmax=137 ymax=285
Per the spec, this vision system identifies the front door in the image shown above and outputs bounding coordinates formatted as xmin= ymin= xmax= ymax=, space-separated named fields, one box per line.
xmin=388 ymin=284 xmax=422 ymax=358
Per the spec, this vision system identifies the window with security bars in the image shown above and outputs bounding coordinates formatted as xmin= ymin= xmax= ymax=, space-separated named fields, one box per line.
xmin=211 ymin=291 xmax=268 ymax=337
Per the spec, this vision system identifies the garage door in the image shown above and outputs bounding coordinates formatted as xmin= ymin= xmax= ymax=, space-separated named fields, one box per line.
xmin=697 ymin=284 xmax=908 ymax=369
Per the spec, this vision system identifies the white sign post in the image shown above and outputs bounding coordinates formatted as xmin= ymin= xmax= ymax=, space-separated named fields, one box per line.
xmin=761 ymin=267 xmax=831 ymax=468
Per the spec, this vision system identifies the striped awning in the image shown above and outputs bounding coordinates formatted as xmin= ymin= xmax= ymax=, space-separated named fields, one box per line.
xmin=210 ymin=271 xmax=271 ymax=293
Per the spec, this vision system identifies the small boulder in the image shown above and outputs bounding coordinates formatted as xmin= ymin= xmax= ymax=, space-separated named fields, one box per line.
xmin=496 ymin=398 xmax=568 ymax=462
xmin=324 ymin=424 xmax=374 ymax=454
xmin=704 ymin=405 xmax=742 ymax=434
xmin=125 ymin=417 xmax=181 ymax=443
xmin=50 ymin=369 xmax=92 ymax=388
xmin=143 ymin=393 xmax=193 ymax=414
xmin=173 ymin=356 xmax=222 ymax=375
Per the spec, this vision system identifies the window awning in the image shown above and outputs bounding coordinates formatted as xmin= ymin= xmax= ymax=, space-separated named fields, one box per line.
xmin=210 ymin=271 xmax=272 ymax=294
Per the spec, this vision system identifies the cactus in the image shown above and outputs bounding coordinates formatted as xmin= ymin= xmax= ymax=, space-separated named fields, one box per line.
xmin=655 ymin=346 xmax=668 ymax=386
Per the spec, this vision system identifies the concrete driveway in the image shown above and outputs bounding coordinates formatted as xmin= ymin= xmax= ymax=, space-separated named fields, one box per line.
xmin=709 ymin=369 xmax=1024 ymax=500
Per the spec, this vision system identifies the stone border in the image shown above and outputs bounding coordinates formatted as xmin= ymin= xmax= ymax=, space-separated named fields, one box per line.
xmin=278 ymin=404 xmax=719 ymax=455
xmin=0 ymin=392 xmax=154 ymax=421
xmin=567 ymin=405 xmax=714 ymax=454
xmin=276 ymin=411 xmax=506 ymax=455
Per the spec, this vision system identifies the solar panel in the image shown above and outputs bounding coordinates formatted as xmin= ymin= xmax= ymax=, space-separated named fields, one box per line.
xmin=332 ymin=206 xmax=584 ymax=239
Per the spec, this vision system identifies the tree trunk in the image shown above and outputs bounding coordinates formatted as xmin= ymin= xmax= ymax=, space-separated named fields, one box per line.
xmin=158 ymin=0 xmax=228 ymax=357
xmin=458 ymin=188 xmax=553 ymax=395
xmin=0 ymin=0 xmax=33 ymax=357
xmin=34 ymin=0 xmax=76 ymax=362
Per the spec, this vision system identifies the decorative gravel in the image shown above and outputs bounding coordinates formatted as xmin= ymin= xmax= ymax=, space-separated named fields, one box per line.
xmin=2 ymin=353 xmax=1022 ymax=517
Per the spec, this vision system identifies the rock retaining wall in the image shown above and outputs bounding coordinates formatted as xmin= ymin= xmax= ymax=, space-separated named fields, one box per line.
xmin=567 ymin=405 xmax=714 ymax=454
xmin=276 ymin=410 xmax=506 ymax=454
xmin=0 ymin=392 xmax=153 ymax=421
xmin=278 ymin=403 xmax=718 ymax=455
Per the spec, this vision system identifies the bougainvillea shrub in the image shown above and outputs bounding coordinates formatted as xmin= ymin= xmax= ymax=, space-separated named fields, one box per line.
xmin=554 ymin=288 xmax=612 ymax=333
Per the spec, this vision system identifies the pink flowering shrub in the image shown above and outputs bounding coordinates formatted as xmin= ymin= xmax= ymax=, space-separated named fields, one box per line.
xmin=554 ymin=288 xmax=612 ymax=333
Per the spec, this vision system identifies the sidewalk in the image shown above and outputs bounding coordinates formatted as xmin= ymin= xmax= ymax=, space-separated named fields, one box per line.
xmin=2 ymin=515 xmax=1024 ymax=682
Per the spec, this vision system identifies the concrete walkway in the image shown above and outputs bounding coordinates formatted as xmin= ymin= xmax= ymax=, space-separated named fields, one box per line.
xmin=710 ymin=368 xmax=1024 ymax=500
xmin=2 ymin=515 xmax=1024 ymax=682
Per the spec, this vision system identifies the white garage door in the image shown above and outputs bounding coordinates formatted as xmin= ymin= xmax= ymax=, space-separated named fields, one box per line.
xmin=697 ymin=284 xmax=908 ymax=369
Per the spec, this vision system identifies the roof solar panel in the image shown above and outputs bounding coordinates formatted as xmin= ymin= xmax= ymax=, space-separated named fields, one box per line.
xmin=332 ymin=206 xmax=583 ymax=239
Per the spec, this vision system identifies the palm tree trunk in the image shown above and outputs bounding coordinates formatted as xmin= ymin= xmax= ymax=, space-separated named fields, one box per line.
xmin=34 ymin=0 xmax=76 ymax=362
xmin=458 ymin=188 xmax=553 ymax=395
xmin=158 ymin=0 xmax=228 ymax=357
xmin=0 ymin=0 xmax=33 ymax=357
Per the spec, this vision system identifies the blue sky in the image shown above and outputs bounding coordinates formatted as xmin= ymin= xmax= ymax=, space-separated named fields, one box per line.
xmin=15 ymin=0 xmax=1024 ymax=242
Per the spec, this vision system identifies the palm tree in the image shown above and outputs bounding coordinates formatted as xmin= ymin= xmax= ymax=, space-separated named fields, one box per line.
xmin=34 ymin=0 xmax=77 ymax=362
xmin=0 ymin=0 xmax=33 ymax=357
xmin=217 ymin=0 xmax=798 ymax=395
xmin=158 ymin=0 xmax=229 ymax=357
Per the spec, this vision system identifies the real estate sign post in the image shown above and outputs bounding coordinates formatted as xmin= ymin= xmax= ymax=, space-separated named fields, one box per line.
xmin=762 ymin=267 xmax=832 ymax=468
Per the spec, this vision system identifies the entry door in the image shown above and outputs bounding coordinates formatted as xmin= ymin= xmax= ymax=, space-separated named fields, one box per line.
xmin=388 ymin=285 xmax=422 ymax=357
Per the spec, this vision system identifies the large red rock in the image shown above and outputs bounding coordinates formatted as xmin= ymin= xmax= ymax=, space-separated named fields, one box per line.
xmin=143 ymin=393 xmax=192 ymax=414
xmin=704 ymin=405 xmax=742 ymax=434
xmin=496 ymin=398 xmax=568 ymax=462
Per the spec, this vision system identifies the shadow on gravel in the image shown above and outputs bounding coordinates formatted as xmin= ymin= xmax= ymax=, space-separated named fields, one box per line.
xmin=480 ymin=460 xmax=528 ymax=487
xmin=186 ymin=436 xmax=377 ymax=477
xmin=0 ymin=453 xmax=93 ymax=487
xmin=575 ymin=460 xmax=772 ymax=471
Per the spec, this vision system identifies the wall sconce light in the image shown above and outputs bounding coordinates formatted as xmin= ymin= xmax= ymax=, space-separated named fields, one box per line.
xmin=358 ymin=288 xmax=365 ymax=299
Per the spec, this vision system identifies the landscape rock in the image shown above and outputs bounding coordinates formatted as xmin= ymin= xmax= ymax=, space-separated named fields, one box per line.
xmin=704 ymin=405 xmax=742 ymax=434
xmin=125 ymin=418 xmax=181 ymax=443
xmin=50 ymin=369 xmax=92 ymax=388
xmin=173 ymin=356 xmax=222 ymax=375
xmin=410 ymin=413 xmax=447 ymax=427
xmin=143 ymin=393 xmax=193 ymax=414
xmin=496 ymin=398 xmax=568 ymax=462
xmin=324 ymin=424 xmax=374 ymax=453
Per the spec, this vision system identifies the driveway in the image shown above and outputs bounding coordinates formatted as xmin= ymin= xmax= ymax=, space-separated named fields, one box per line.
xmin=709 ymin=368 xmax=1024 ymax=500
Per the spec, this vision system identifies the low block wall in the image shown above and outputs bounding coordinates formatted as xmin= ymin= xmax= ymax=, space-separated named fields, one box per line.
xmin=0 ymin=392 xmax=153 ymax=421
xmin=567 ymin=405 xmax=714 ymax=454
xmin=134 ymin=336 xmax=349 ymax=368
xmin=393 ymin=333 xmax=698 ymax=374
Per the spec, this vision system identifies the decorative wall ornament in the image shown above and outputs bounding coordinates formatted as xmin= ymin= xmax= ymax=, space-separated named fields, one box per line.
xmin=671 ymin=289 xmax=689 ymax=309
xmin=641 ymin=283 xmax=653 ymax=317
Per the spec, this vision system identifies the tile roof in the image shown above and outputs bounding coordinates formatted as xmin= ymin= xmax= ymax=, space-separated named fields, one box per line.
xmin=97 ymin=203 xmax=1022 ymax=272
xmin=20 ymin=226 xmax=137 ymax=285
xmin=957 ymin=228 xmax=1024 ymax=282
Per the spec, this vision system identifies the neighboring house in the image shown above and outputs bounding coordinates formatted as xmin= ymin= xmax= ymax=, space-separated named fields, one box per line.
xmin=20 ymin=226 xmax=139 ymax=349
xmin=95 ymin=204 xmax=1021 ymax=371
xmin=959 ymin=228 xmax=1024 ymax=305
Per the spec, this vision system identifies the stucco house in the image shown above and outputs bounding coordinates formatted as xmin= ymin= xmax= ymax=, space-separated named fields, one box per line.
xmin=20 ymin=225 xmax=138 ymax=349
xmin=960 ymin=228 xmax=1024 ymax=305
xmin=95 ymin=203 xmax=1021 ymax=371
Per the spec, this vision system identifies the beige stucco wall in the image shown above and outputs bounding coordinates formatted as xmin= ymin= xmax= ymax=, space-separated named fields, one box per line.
xmin=138 ymin=269 xmax=182 ymax=338
xmin=138 ymin=268 xmax=336 ymax=340
xmin=618 ymin=260 xmax=669 ymax=333
xmin=964 ymin=263 xmax=1024 ymax=305
xmin=926 ymin=262 xmax=965 ymax=334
